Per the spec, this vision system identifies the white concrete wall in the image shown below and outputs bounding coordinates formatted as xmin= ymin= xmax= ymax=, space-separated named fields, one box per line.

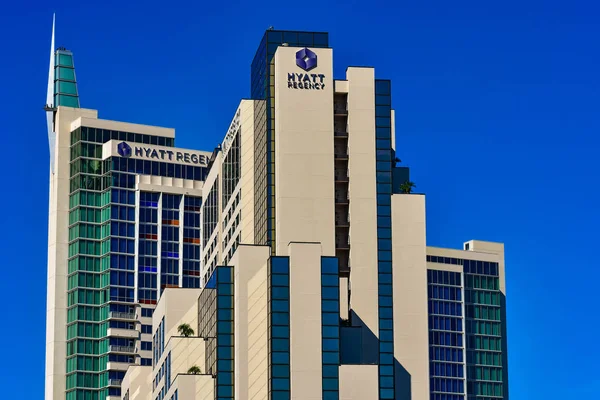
xmin=346 ymin=67 xmax=379 ymax=337
xmin=274 ymin=47 xmax=335 ymax=256
xmin=71 ymin=115 xmax=175 ymax=138
xmin=247 ymin=260 xmax=269 ymax=400
xmin=121 ymin=365 xmax=152 ymax=400
xmin=287 ymin=242 xmax=323 ymax=400
xmin=230 ymin=245 xmax=270 ymax=400
xmin=152 ymin=289 xmax=203 ymax=400
xmin=391 ymin=194 xmax=430 ymax=400
xmin=45 ymin=106 xmax=97 ymax=400
xmin=171 ymin=337 xmax=206 ymax=377
xmin=339 ymin=365 xmax=379 ymax=399
xmin=239 ymin=100 xmax=257 ymax=245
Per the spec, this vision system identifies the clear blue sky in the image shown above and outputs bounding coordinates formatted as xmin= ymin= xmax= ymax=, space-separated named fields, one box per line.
xmin=1 ymin=0 xmax=598 ymax=398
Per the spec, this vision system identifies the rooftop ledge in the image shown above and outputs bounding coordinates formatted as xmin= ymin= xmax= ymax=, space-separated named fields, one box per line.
xmin=69 ymin=114 xmax=175 ymax=138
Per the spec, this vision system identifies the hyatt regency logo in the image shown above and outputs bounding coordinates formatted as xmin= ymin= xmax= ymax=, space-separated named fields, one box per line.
xmin=117 ymin=141 xmax=132 ymax=158
xmin=288 ymin=47 xmax=325 ymax=90
xmin=296 ymin=47 xmax=317 ymax=71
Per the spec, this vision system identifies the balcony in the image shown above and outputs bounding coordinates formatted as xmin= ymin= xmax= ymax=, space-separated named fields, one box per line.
xmin=335 ymin=216 xmax=349 ymax=227
xmin=106 ymin=361 xmax=133 ymax=371
xmin=334 ymin=106 xmax=348 ymax=116
xmin=108 ymin=379 xmax=123 ymax=387
xmin=336 ymin=240 xmax=350 ymax=250
xmin=109 ymin=345 xmax=135 ymax=353
xmin=334 ymin=130 xmax=348 ymax=138
xmin=109 ymin=311 xmax=136 ymax=320
xmin=107 ymin=328 xmax=139 ymax=339
xmin=334 ymin=149 xmax=348 ymax=160
xmin=335 ymin=173 xmax=349 ymax=182
xmin=335 ymin=196 xmax=349 ymax=204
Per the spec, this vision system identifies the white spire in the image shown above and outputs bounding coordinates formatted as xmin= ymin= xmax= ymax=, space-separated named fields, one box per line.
xmin=46 ymin=13 xmax=56 ymax=173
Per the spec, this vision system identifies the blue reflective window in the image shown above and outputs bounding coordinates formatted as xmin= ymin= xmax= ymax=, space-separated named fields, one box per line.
xmin=272 ymin=274 xmax=289 ymax=287
xmin=271 ymin=364 xmax=289 ymax=378
xmin=272 ymin=378 xmax=290 ymax=390
xmin=322 ymin=287 xmax=339 ymax=300
xmin=272 ymin=300 xmax=289 ymax=312
xmin=271 ymin=257 xmax=289 ymax=274
xmin=322 ymin=312 xmax=339 ymax=326
xmin=322 ymin=352 xmax=339 ymax=364
xmin=271 ymin=352 xmax=290 ymax=364
xmin=321 ymin=275 xmax=339 ymax=286
xmin=322 ymin=326 xmax=339 ymax=338
xmin=272 ymin=338 xmax=289 ymax=352
xmin=217 ymin=385 xmax=233 ymax=397
xmin=321 ymin=258 xmax=338 ymax=274
xmin=322 ymin=300 xmax=339 ymax=312
xmin=272 ymin=312 xmax=289 ymax=325
xmin=271 ymin=392 xmax=290 ymax=400
xmin=272 ymin=287 xmax=289 ymax=300
xmin=272 ymin=326 xmax=290 ymax=338
xmin=322 ymin=339 xmax=339 ymax=351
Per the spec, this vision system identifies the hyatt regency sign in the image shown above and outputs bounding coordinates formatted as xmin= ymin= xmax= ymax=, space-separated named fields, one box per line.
xmin=117 ymin=141 xmax=209 ymax=167
xmin=288 ymin=48 xmax=325 ymax=90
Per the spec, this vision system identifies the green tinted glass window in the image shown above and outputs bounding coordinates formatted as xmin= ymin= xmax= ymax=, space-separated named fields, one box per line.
xmin=59 ymin=81 xmax=78 ymax=95
xmin=59 ymin=54 xmax=74 ymax=67
xmin=58 ymin=67 xmax=76 ymax=80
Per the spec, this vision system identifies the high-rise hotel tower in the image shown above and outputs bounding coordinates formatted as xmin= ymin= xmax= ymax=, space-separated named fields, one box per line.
xmin=45 ymin=24 xmax=509 ymax=400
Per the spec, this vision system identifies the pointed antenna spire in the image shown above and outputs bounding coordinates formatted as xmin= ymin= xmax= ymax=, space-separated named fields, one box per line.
xmin=46 ymin=13 xmax=56 ymax=173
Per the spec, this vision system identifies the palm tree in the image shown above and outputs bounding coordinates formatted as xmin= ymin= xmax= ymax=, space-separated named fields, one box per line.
xmin=399 ymin=181 xmax=416 ymax=194
xmin=187 ymin=365 xmax=201 ymax=374
xmin=177 ymin=323 xmax=194 ymax=337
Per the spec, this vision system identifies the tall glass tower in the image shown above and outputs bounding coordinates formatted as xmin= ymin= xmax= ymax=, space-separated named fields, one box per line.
xmin=45 ymin=19 xmax=210 ymax=400
xmin=250 ymin=29 xmax=329 ymax=250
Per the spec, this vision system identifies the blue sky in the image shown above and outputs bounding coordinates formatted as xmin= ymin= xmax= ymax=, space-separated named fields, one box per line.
xmin=1 ymin=0 xmax=598 ymax=398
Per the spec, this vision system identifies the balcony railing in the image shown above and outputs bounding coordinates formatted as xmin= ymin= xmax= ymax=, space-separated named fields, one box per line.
xmin=109 ymin=311 xmax=136 ymax=320
xmin=335 ymin=217 xmax=349 ymax=226
xmin=108 ymin=379 xmax=123 ymax=386
xmin=334 ymin=130 xmax=348 ymax=137
xmin=109 ymin=345 xmax=135 ymax=353
xmin=334 ymin=107 xmax=348 ymax=115
xmin=336 ymin=242 xmax=350 ymax=250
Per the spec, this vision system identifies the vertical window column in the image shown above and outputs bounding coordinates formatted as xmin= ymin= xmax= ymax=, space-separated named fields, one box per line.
xmin=161 ymin=194 xmax=181 ymax=291
xmin=269 ymin=257 xmax=290 ymax=399
xmin=321 ymin=257 xmax=340 ymax=400
xmin=216 ymin=265 xmax=234 ymax=400
xmin=182 ymin=196 xmax=202 ymax=288
xmin=138 ymin=192 xmax=159 ymax=304
xmin=374 ymin=79 xmax=395 ymax=399
xmin=427 ymin=269 xmax=466 ymax=399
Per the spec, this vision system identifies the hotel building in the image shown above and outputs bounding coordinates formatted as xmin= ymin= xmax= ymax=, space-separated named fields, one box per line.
xmin=45 ymin=25 xmax=509 ymax=400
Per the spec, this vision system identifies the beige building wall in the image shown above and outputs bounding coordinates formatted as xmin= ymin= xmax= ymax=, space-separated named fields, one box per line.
xmin=346 ymin=67 xmax=380 ymax=337
xmin=121 ymin=365 xmax=152 ymax=400
xmin=239 ymin=100 xmax=257 ymax=245
xmin=339 ymin=365 xmax=379 ymax=400
xmin=200 ymin=152 xmax=223 ymax=282
xmin=274 ymin=47 xmax=336 ymax=256
xmin=46 ymin=106 xmax=98 ymax=400
xmin=287 ymin=242 xmax=323 ymax=400
xmin=247 ymin=260 xmax=269 ymax=400
xmin=391 ymin=193 xmax=430 ymax=400
xmin=153 ymin=288 xmax=202 ymax=341
xmin=152 ymin=289 xmax=204 ymax=400
xmin=229 ymin=245 xmax=271 ymax=400
xmin=164 ymin=374 xmax=215 ymax=400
